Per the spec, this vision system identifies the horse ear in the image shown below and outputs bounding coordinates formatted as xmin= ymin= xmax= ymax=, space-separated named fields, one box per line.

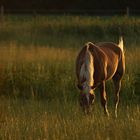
xmin=77 ymin=84 xmax=83 ymax=90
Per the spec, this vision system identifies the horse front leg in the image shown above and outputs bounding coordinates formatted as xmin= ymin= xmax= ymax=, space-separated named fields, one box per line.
xmin=100 ymin=81 xmax=109 ymax=117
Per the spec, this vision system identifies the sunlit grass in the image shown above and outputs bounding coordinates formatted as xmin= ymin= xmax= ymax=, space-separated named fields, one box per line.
xmin=0 ymin=44 xmax=139 ymax=139
xmin=0 ymin=97 xmax=140 ymax=140
xmin=0 ymin=15 xmax=140 ymax=139
xmin=0 ymin=44 xmax=77 ymax=100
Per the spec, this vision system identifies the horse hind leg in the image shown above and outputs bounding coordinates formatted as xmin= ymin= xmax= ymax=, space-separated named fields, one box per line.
xmin=100 ymin=81 xmax=110 ymax=117
xmin=113 ymin=52 xmax=125 ymax=118
xmin=113 ymin=77 xmax=122 ymax=118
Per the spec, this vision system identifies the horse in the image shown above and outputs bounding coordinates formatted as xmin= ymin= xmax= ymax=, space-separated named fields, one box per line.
xmin=76 ymin=37 xmax=125 ymax=117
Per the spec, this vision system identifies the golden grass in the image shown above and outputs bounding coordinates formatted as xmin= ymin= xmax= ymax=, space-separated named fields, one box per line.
xmin=0 ymin=97 xmax=140 ymax=140
xmin=0 ymin=43 xmax=139 ymax=139
xmin=0 ymin=15 xmax=140 ymax=140
xmin=0 ymin=43 xmax=76 ymax=63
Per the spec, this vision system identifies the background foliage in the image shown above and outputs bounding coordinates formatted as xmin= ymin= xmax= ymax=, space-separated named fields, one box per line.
xmin=1 ymin=0 xmax=139 ymax=10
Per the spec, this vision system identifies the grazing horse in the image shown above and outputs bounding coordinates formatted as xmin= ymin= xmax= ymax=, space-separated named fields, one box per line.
xmin=76 ymin=37 xmax=125 ymax=117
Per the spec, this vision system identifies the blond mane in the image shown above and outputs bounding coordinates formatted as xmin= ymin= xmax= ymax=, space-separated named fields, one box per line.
xmin=79 ymin=43 xmax=94 ymax=89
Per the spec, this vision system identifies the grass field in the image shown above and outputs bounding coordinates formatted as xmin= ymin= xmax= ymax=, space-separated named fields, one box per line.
xmin=0 ymin=15 xmax=140 ymax=140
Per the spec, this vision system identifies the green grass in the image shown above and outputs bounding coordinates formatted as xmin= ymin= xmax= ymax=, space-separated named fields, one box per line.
xmin=0 ymin=15 xmax=140 ymax=46
xmin=0 ymin=96 xmax=140 ymax=139
xmin=0 ymin=45 xmax=77 ymax=100
xmin=0 ymin=44 xmax=139 ymax=140
xmin=0 ymin=15 xmax=140 ymax=139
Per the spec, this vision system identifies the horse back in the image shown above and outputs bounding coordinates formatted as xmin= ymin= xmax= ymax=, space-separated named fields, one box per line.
xmin=76 ymin=42 xmax=125 ymax=88
xmin=95 ymin=42 xmax=125 ymax=80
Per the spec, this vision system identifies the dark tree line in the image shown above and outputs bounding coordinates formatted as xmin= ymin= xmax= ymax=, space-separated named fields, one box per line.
xmin=0 ymin=0 xmax=139 ymax=12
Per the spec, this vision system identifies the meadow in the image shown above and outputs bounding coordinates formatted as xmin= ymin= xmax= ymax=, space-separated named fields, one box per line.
xmin=0 ymin=15 xmax=140 ymax=140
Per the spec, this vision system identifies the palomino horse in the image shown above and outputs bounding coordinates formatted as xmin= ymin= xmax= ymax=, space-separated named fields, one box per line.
xmin=76 ymin=37 xmax=125 ymax=117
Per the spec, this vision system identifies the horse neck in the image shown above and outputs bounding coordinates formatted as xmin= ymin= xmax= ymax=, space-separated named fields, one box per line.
xmin=80 ymin=47 xmax=94 ymax=86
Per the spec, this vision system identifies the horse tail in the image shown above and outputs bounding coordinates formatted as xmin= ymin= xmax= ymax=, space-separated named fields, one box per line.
xmin=118 ymin=36 xmax=125 ymax=73
xmin=118 ymin=36 xmax=124 ymax=52
xmin=80 ymin=43 xmax=94 ymax=87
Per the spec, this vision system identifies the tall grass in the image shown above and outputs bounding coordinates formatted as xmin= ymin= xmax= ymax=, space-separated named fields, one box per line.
xmin=0 ymin=44 xmax=77 ymax=100
xmin=0 ymin=15 xmax=140 ymax=46
xmin=0 ymin=43 xmax=139 ymax=101
xmin=0 ymin=15 xmax=140 ymax=139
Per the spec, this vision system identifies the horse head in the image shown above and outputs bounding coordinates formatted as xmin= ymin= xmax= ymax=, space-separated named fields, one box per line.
xmin=78 ymin=83 xmax=95 ymax=114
